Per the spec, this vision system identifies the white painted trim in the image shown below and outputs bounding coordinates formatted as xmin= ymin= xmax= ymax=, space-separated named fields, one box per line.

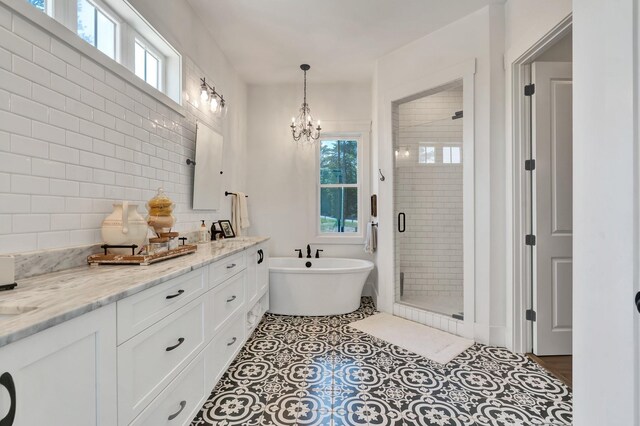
xmin=505 ymin=14 xmax=572 ymax=353
xmin=378 ymin=59 xmax=477 ymax=340
xmin=1 ymin=0 xmax=185 ymax=116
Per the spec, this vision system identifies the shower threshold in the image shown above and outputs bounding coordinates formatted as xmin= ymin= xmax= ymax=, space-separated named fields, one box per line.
xmin=399 ymin=294 xmax=463 ymax=319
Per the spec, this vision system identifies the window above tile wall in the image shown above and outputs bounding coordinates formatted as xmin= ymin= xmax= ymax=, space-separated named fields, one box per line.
xmin=23 ymin=0 xmax=182 ymax=106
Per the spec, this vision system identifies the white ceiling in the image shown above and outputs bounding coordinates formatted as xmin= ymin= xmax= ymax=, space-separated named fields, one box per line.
xmin=186 ymin=0 xmax=499 ymax=84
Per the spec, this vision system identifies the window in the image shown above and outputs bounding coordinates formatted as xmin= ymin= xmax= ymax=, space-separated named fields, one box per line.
xmin=419 ymin=145 xmax=436 ymax=164
xmin=443 ymin=146 xmax=462 ymax=164
xmin=27 ymin=0 xmax=46 ymax=12
xmin=319 ymin=140 xmax=359 ymax=234
xmin=135 ymin=40 xmax=160 ymax=90
xmin=77 ymin=0 xmax=117 ymax=59
xmin=24 ymin=0 xmax=182 ymax=104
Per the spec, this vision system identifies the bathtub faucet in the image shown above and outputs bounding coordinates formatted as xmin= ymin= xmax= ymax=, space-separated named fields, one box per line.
xmin=306 ymin=244 xmax=312 ymax=258
xmin=315 ymin=249 xmax=323 ymax=258
xmin=295 ymin=249 xmax=303 ymax=258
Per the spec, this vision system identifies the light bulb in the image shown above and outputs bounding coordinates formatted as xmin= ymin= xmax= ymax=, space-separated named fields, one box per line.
xmin=404 ymin=148 xmax=410 ymax=157
xmin=200 ymin=87 xmax=208 ymax=102
xmin=292 ymin=117 xmax=295 ymax=124
xmin=317 ymin=120 xmax=321 ymax=127
xmin=395 ymin=150 xmax=399 ymax=157
xmin=210 ymin=96 xmax=218 ymax=112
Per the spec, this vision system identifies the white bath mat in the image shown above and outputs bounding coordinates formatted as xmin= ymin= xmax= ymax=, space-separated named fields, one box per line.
xmin=349 ymin=312 xmax=474 ymax=364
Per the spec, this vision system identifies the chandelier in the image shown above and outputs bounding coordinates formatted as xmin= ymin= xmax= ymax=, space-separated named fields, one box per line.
xmin=291 ymin=64 xmax=321 ymax=143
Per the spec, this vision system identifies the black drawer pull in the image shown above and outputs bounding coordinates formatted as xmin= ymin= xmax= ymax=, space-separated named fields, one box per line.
xmin=166 ymin=289 xmax=185 ymax=300
xmin=226 ymin=295 xmax=237 ymax=303
xmin=227 ymin=337 xmax=237 ymax=346
xmin=226 ymin=263 xmax=236 ymax=269
xmin=167 ymin=400 xmax=186 ymax=421
xmin=166 ymin=337 xmax=185 ymax=352
xmin=0 ymin=372 xmax=16 ymax=426
xmin=257 ymin=249 xmax=263 ymax=264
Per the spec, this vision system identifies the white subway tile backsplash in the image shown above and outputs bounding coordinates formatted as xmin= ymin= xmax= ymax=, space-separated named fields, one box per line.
xmin=0 ymin=194 xmax=29 ymax=213
xmin=0 ymin=26 xmax=32 ymax=60
xmin=50 ymin=213 xmax=81 ymax=230
xmin=49 ymin=143 xmax=79 ymax=164
xmin=32 ymin=158 xmax=65 ymax=178
xmin=10 ymin=94 xmax=48 ymax=122
xmin=65 ymin=97 xmax=93 ymax=120
xmin=0 ymin=4 xmax=10 ymax=30
xmin=0 ymin=233 xmax=37 ymax=252
xmin=33 ymin=83 xmax=65 ymax=109
xmin=0 ymin=67 xmax=30 ymax=97
xmin=49 ymin=179 xmax=79 ymax=196
xmin=37 ymin=230 xmax=69 ymax=249
xmin=31 ymin=195 xmax=65 ymax=213
xmin=65 ymin=197 xmax=93 ymax=213
xmin=0 ymin=151 xmax=31 ymax=174
xmin=0 ymin=172 xmax=9 ymax=192
xmin=51 ymin=73 xmax=81 ymax=100
xmin=0 ymin=215 xmax=10 ymax=234
xmin=13 ymin=213 xmax=49 ymax=233
xmin=13 ymin=55 xmax=49 ymax=87
xmin=50 ymin=110 xmax=79 ymax=132
xmin=0 ymin=12 xmax=226 ymax=253
xmin=11 ymin=174 xmax=49 ymax=194
xmin=65 ymin=164 xmax=93 ymax=181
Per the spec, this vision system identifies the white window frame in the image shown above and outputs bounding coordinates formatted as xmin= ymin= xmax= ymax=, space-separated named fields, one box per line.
xmin=418 ymin=144 xmax=436 ymax=164
xmin=22 ymin=0 xmax=181 ymax=106
xmin=311 ymin=124 xmax=371 ymax=245
xmin=75 ymin=0 xmax=122 ymax=61
xmin=442 ymin=144 xmax=463 ymax=164
xmin=132 ymin=35 xmax=164 ymax=92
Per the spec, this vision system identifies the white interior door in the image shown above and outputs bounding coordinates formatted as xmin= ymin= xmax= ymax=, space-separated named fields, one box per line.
xmin=532 ymin=61 xmax=573 ymax=356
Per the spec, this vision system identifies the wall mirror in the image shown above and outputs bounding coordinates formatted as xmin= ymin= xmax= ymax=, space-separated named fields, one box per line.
xmin=193 ymin=122 xmax=224 ymax=210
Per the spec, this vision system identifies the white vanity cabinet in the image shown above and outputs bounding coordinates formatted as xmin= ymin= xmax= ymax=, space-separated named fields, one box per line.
xmin=246 ymin=243 xmax=269 ymax=332
xmin=0 ymin=305 xmax=117 ymax=426
xmin=0 ymin=241 xmax=269 ymax=426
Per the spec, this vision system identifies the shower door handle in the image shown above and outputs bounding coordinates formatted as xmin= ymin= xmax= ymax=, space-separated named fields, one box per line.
xmin=398 ymin=213 xmax=406 ymax=233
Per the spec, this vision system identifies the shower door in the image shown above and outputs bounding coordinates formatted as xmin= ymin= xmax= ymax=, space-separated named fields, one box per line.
xmin=393 ymin=82 xmax=465 ymax=319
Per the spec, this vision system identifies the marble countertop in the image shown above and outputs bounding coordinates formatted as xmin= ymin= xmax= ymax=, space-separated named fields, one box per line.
xmin=0 ymin=237 xmax=269 ymax=348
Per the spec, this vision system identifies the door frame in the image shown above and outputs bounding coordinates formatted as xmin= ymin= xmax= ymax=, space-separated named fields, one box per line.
xmin=378 ymin=59 xmax=476 ymax=339
xmin=507 ymin=15 xmax=572 ymax=353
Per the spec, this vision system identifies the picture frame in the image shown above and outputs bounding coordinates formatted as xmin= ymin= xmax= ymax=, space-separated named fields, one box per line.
xmin=218 ymin=220 xmax=235 ymax=238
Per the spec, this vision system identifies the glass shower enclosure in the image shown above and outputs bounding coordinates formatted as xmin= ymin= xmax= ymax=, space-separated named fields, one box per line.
xmin=393 ymin=81 xmax=464 ymax=319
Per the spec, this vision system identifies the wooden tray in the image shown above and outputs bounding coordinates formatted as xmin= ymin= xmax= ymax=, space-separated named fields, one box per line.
xmin=88 ymin=244 xmax=197 ymax=266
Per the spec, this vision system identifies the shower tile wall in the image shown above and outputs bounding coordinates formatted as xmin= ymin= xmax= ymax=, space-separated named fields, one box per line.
xmin=395 ymin=86 xmax=463 ymax=301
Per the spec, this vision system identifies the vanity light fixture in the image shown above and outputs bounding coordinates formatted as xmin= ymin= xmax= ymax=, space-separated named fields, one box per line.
xmin=291 ymin=64 xmax=321 ymax=144
xmin=199 ymin=77 xmax=227 ymax=117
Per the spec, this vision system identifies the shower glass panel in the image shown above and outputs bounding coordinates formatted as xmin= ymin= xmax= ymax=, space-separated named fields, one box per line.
xmin=393 ymin=81 xmax=464 ymax=319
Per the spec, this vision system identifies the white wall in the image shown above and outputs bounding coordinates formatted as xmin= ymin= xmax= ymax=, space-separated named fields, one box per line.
xmin=373 ymin=4 xmax=506 ymax=345
xmin=573 ymin=0 xmax=638 ymax=423
xmin=245 ymin=82 xmax=374 ymax=283
xmin=0 ymin=0 xmax=246 ymax=253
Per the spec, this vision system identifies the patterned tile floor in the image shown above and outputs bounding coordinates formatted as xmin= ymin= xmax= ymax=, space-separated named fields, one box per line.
xmin=191 ymin=298 xmax=572 ymax=426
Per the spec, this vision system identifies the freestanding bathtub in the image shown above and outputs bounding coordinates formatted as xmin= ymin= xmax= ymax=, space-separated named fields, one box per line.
xmin=269 ymin=257 xmax=374 ymax=316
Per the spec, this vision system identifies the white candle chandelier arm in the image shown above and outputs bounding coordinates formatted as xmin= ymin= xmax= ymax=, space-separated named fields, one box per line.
xmin=290 ymin=64 xmax=321 ymax=143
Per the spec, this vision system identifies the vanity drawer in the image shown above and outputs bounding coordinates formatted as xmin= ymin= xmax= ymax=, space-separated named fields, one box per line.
xmin=208 ymin=271 xmax=246 ymax=334
xmin=117 ymin=268 xmax=206 ymax=344
xmin=118 ymin=297 xmax=206 ymax=425
xmin=206 ymin=312 xmax=245 ymax=388
xmin=209 ymin=251 xmax=246 ymax=288
xmin=130 ymin=354 xmax=207 ymax=426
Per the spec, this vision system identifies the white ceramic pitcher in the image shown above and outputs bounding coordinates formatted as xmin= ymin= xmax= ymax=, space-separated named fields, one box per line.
xmin=101 ymin=201 xmax=148 ymax=255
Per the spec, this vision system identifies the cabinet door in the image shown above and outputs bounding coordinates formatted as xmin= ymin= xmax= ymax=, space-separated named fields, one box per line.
xmin=0 ymin=305 xmax=117 ymax=425
xmin=246 ymin=247 xmax=258 ymax=306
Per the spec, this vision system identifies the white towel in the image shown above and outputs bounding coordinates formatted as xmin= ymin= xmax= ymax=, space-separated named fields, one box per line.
xmin=232 ymin=192 xmax=250 ymax=236
xmin=364 ymin=222 xmax=377 ymax=254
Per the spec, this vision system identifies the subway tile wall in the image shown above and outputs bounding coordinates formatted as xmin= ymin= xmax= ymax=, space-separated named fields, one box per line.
xmin=394 ymin=85 xmax=463 ymax=301
xmin=0 ymin=4 xmax=231 ymax=253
